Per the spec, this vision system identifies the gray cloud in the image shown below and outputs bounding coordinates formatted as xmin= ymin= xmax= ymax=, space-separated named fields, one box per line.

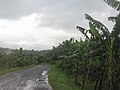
xmin=36 ymin=0 xmax=117 ymax=32
xmin=0 ymin=0 xmax=49 ymax=19
xmin=0 ymin=0 xmax=118 ymax=50
xmin=0 ymin=0 xmax=117 ymax=29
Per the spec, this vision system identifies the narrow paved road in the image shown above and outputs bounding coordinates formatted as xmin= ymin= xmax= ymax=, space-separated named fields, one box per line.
xmin=0 ymin=64 xmax=52 ymax=90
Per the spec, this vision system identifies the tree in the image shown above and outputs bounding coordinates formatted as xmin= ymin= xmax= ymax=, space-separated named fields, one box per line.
xmin=77 ymin=12 xmax=120 ymax=90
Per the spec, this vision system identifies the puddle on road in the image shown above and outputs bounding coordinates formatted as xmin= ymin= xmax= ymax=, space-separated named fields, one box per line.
xmin=23 ymin=70 xmax=52 ymax=90
xmin=42 ymin=71 xmax=47 ymax=76
xmin=23 ymin=80 xmax=37 ymax=90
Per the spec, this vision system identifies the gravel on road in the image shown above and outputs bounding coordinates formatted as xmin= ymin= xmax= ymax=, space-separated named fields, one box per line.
xmin=0 ymin=64 xmax=52 ymax=90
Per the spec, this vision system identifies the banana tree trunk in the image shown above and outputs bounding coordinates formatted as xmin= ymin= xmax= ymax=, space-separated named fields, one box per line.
xmin=75 ymin=61 xmax=78 ymax=84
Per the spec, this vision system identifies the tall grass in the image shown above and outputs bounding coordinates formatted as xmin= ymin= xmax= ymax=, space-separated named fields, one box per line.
xmin=48 ymin=65 xmax=81 ymax=90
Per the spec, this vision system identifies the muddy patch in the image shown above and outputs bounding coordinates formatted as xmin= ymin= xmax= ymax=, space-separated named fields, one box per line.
xmin=23 ymin=70 xmax=52 ymax=90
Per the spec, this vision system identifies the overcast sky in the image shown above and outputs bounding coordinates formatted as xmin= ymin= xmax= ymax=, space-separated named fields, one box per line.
xmin=0 ymin=0 xmax=119 ymax=50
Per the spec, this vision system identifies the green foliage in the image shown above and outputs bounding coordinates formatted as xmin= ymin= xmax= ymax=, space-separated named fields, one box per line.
xmin=0 ymin=48 xmax=47 ymax=69
xmin=46 ymin=7 xmax=120 ymax=90
xmin=89 ymin=22 xmax=100 ymax=38
xmin=0 ymin=1 xmax=120 ymax=90
xmin=48 ymin=65 xmax=81 ymax=90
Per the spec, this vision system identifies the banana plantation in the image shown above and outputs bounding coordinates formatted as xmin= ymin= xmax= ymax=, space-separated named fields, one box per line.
xmin=0 ymin=48 xmax=45 ymax=68
xmin=45 ymin=0 xmax=120 ymax=90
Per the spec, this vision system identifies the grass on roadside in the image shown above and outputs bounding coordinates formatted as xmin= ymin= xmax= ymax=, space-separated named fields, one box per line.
xmin=0 ymin=65 xmax=36 ymax=76
xmin=48 ymin=65 xmax=81 ymax=90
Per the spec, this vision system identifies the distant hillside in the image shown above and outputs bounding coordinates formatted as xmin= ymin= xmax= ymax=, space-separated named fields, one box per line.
xmin=23 ymin=50 xmax=47 ymax=56
xmin=0 ymin=47 xmax=47 ymax=56
xmin=0 ymin=47 xmax=13 ymax=54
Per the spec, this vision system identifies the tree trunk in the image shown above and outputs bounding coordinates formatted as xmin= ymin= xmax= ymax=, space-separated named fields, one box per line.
xmin=94 ymin=79 xmax=99 ymax=90
xmin=98 ymin=79 xmax=103 ymax=90
xmin=81 ymin=59 xmax=87 ymax=90
xmin=75 ymin=61 xmax=78 ymax=84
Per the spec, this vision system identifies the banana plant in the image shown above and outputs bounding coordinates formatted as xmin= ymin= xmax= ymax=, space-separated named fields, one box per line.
xmin=76 ymin=13 xmax=118 ymax=90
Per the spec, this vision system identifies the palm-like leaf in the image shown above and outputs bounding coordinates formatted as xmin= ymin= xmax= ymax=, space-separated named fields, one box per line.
xmin=89 ymin=22 xmax=100 ymax=38
xmin=112 ymin=13 xmax=120 ymax=36
xmin=89 ymin=47 xmax=104 ymax=58
xmin=85 ymin=14 xmax=110 ymax=38
xmin=108 ymin=16 xmax=117 ymax=22
xmin=76 ymin=26 xmax=89 ymax=39
xmin=85 ymin=14 xmax=109 ymax=32
xmin=104 ymin=0 xmax=120 ymax=11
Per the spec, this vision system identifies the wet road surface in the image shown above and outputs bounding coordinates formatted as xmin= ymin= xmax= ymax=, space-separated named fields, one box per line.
xmin=0 ymin=64 xmax=52 ymax=90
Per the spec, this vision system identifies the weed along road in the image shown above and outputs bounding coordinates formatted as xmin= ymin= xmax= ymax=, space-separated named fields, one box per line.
xmin=0 ymin=64 xmax=52 ymax=90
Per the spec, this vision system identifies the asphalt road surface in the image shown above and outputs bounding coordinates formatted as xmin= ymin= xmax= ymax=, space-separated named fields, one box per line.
xmin=0 ymin=64 xmax=52 ymax=90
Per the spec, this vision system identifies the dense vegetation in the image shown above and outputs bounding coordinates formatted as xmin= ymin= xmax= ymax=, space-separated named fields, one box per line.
xmin=48 ymin=65 xmax=81 ymax=90
xmin=46 ymin=0 xmax=120 ymax=90
xmin=0 ymin=47 xmax=47 ymax=69
xmin=0 ymin=0 xmax=120 ymax=90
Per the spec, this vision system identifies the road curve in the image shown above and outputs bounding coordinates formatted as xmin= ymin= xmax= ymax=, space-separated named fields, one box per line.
xmin=0 ymin=64 xmax=52 ymax=90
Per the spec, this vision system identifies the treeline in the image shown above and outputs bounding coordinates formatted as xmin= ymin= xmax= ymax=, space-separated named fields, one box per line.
xmin=0 ymin=47 xmax=47 ymax=68
xmin=44 ymin=1 xmax=120 ymax=90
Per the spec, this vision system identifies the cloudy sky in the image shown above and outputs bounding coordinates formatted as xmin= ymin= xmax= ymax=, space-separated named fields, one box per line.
xmin=0 ymin=0 xmax=119 ymax=50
